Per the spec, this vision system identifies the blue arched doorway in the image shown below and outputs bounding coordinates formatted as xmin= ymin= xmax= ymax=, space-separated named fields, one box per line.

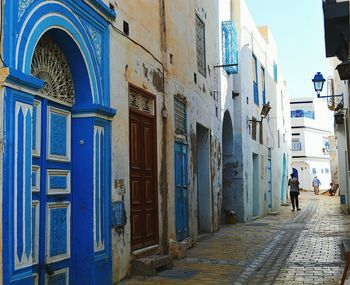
xmin=2 ymin=1 xmax=116 ymax=284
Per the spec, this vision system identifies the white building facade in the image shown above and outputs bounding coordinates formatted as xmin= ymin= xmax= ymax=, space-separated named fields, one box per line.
xmin=219 ymin=0 xmax=291 ymax=222
xmin=290 ymin=97 xmax=332 ymax=191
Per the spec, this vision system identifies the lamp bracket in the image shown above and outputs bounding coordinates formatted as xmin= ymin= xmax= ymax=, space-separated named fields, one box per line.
xmin=248 ymin=119 xmax=263 ymax=124
xmin=214 ymin=63 xmax=238 ymax=68
xmin=317 ymin=93 xmax=343 ymax=99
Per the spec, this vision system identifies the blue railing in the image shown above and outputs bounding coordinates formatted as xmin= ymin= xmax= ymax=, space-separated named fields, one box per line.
xmin=222 ymin=21 xmax=238 ymax=74
xmin=291 ymin=110 xmax=315 ymax=119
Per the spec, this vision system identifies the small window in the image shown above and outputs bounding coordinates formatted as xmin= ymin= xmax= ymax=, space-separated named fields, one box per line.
xmin=277 ymin=129 xmax=280 ymax=148
xmin=273 ymin=61 xmax=278 ymax=82
xmin=259 ymin=123 xmax=263 ymax=144
xmin=174 ymin=97 xmax=186 ymax=135
xmin=325 ymin=168 xmax=329 ymax=174
xmin=321 ymin=169 xmax=324 ymax=174
xmin=312 ymin=168 xmax=317 ymax=174
xmin=252 ymin=117 xmax=257 ymax=141
xmin=196 ymin=15 xmax=206 ymax=77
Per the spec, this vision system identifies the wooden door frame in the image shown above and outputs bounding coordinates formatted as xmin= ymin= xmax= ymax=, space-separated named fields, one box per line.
xmin=128 ymin=84 xmax=159 ymax=250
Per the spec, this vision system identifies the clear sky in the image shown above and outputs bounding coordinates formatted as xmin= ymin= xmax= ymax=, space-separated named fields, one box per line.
xmin=245 ymin=0 xmax=333 ymax=99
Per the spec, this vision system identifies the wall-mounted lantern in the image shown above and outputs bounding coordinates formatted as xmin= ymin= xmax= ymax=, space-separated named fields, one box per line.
xmin=334 ymin=112 xmax=344 ymax=124
xmin=248 ymin=102 xmax=272 ymax=124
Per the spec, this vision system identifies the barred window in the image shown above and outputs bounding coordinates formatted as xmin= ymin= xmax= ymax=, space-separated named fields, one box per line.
xmin=174 ymin=97 xmax=186 ymax=135
xmin=196 ymin=15 xmax=206 ymax=77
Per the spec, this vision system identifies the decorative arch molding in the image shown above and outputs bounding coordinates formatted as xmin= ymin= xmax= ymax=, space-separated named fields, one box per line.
xmin=17 ymin=2 xmax=101 ymax=104
xmin=4 ymin=0 xmax=115 ymax=106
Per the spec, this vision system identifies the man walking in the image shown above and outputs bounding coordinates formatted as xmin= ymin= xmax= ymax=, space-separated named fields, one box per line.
xmin=312 ymin=176 xmax=321 ymax=195
xmin=288 ymin=173 xmax=301 ymax=211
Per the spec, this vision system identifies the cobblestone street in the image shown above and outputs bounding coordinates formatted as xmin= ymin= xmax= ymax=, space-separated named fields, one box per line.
xmin=120 ymin=192 xmax=350 ymax=285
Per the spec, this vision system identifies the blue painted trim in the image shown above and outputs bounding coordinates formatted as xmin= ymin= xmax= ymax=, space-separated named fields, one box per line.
xmin=2 ymin=88 xmax=34 ymax=284
xmin=84 ymin=0 xmax=116 ymax=20
xmin=17 ymin=109 xmax=24 ymax=263
xmin=72 ymin=104 xmax=117 ymax=118
xmin=25 ymin=111 xmax=32 ymax=260
xmin=5 ymin=68 xmax=44 ymax=91
xmin=95 ymin=130 xmax=101 ymax=247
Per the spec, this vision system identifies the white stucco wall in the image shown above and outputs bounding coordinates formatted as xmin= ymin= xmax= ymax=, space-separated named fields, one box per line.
xmin=217 ymin=0 xmax=291 ymax=221
xmin=329 ymin=57 xmax=350 ymax=212
xmin=290 ymin=97 xmax=332 ymax=193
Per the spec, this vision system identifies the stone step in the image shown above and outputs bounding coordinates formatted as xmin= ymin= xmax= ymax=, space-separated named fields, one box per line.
xmin=131 ymin=255 xmax=173 ymax=276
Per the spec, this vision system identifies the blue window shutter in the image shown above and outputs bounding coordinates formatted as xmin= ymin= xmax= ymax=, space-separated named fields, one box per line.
xmin=273 ymin=62 xmax=278 ymax=82
xmin=222 ymin=21 xmax=238 ymax=74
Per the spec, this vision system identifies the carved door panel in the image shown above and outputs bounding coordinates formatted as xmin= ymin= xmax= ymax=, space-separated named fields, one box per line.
xmin=32 ymin=98 xmax=72 ymax=284
xmin=129 ymin=110 xmax=158 ymax=250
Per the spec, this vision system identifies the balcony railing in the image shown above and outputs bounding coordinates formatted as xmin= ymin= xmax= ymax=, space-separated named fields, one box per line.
xmin=291 ymin=110 xmax=315 ymax=119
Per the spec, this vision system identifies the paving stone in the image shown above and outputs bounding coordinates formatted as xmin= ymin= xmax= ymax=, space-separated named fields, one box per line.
xmin=120 ymin=192 xmax=350 ymax=285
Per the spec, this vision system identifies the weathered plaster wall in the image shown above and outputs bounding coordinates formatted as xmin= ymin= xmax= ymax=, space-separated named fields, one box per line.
xmin=108 ymin=0 xmax=221 ymax=282
xmin=164 ymin=0 xmax=221 ymax=240
xmin=109 ymin=2 xmax=164 ymax=281
xmin=330 ymin=57 xmax=350 ymax=212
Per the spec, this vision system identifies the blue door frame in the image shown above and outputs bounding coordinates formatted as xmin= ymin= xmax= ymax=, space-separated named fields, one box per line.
xmin=2 ymin=1 xmax=116 ymax=284
xmin=175 ymin=142 xmax=189 ymax=241
xmin=268 ymin=159 xmax=272 ymax=209
xmin=281 ymin=154 xmax=287 ymax=203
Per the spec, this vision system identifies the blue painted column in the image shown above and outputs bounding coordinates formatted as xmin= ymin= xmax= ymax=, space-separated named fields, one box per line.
xmin=71 ymin=105 xmax=115 ymax=285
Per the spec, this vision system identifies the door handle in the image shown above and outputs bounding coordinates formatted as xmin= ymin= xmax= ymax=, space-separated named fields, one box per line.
xmin=45 ymin=263 xmax=55 ymax=276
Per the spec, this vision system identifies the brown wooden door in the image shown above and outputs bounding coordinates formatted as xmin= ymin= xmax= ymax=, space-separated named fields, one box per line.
xmin=130 ymin=110 xmax=158 ymax=250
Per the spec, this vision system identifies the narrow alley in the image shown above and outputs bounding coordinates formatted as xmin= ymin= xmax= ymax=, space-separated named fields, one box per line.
xmin=121 ymin=192 xmax=350 ymax=285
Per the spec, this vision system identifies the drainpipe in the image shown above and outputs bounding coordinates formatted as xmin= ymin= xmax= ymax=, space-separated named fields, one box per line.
xmin=159 ymin=0 xmax=169 ymax=255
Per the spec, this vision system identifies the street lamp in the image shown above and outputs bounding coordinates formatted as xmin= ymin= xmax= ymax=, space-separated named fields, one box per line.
xmin=312 ymin=72 xmax=326 ymax=96
xmin=312 ymin=72 xmax=344 ymax=124
xmin=312 ymin=72 xmax=343 ymax=99
xmin=248 ymin=102 xmax=272 ymax=124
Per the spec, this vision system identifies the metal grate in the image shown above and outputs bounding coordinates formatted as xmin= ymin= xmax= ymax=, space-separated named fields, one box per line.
xmin=31 ymin=35 xmax=74 ymax=104
xmin=196 ymin=15 xmax=206 ymax=77
xmin=174 ymin=97 xmax=186 ymax=135
xmin=129 ymin=89 xmax=154 ymax=115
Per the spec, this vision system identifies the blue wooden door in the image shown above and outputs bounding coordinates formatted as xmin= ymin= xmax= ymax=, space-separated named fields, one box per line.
xmin=268 ymin=159 xmax=272 ymax=209
xmin=175 ymin=142 xmax=189 ymax=241
xmin=32 ymin=98 xmax=72 ymax=284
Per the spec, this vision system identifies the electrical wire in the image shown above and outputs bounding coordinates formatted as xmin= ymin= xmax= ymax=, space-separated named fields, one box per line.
xmin=110 ymin=24 xmax=164 ymax=75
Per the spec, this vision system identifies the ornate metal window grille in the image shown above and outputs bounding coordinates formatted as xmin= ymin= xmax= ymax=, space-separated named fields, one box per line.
xmin=174 ymin=97 xmax=186 ymax=135
xmin=31 ymin=35 xmax=74 ymax=105
xmin=196 ymin=15 xmax=206 ymax=77
xmin=221 ymin=20 xmax=238 ymax=74
xmin=129 ymin=88 xmax=155 ymax=115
